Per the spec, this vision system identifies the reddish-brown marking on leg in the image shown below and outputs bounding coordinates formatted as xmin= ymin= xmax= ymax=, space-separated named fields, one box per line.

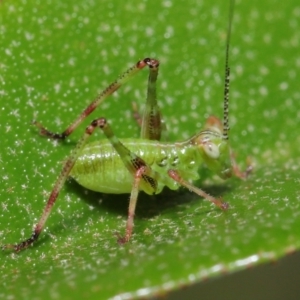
xmin=3 ymin=118 xmax=104 ymax=252
xmin=33 ymin=58 xmax=159 ymax=140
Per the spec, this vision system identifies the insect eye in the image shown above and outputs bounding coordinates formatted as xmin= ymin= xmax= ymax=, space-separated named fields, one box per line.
xmin=203 ymin=142 xmax=220 ymax=159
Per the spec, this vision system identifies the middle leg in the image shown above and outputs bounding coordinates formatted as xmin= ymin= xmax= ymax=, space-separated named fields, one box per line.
xmin=97 ymin=118 xmax=162 ymax=243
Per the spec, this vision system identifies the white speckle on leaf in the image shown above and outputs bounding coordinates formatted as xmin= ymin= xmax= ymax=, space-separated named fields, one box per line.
xmin=5 ymin=48 xmax=12 ymax=56
xmin=259 ymin=85 xmax=268 ymax=96
xmin=279 ymin=81 xmax=288 ymax=90
xmin=54 ymin=83 xmax=61 ymax=93
xmin=24 ymin=31 xmax=34 ymax=41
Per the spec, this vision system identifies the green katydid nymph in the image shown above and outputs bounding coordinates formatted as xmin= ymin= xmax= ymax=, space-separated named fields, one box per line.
xmin=3 ymin=0 xmax=251 ymax=252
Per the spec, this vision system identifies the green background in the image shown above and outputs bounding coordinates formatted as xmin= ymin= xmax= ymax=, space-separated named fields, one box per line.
xmin=1 ymin=0 xmax=299 ymax=299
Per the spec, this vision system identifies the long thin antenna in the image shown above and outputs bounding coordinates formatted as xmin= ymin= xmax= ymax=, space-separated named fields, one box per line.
xmin=223 ymin=0 xmax=235 ymax=140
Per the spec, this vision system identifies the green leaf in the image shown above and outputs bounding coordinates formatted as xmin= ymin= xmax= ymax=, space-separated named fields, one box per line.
xmin=0 ymin=0 xmax=299 ymax=299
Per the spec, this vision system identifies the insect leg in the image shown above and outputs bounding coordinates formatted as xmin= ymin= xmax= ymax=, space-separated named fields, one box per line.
xmin=167 ymin=169 xmax=229 ymax=210
xmin=116 ymin=166 xmax=147 ymax=244
xmin=97 ymin=118 xmax=159 ymax=243
xmin=131 ymin=101 xmax=143 ymax=127
xmin=139 ymin=59 xmax=163 ymax=141
xmin=132 ymin=100 xmax=167 ymax=141
xmin=33 ymin=58 xmax=160 ymax=140
xmin=2 ymin=119 xmax=107 ymax=252
xmin=230 ymin=151 xmax=253 ymax=179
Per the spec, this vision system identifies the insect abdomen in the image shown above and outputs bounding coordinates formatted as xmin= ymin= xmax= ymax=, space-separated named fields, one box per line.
xmin=70 ymin=140 xmax=132 ymax=194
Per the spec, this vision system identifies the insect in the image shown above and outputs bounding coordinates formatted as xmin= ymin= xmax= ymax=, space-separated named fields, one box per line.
xmin=3 ymin=0 xmax=251 ymax=252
